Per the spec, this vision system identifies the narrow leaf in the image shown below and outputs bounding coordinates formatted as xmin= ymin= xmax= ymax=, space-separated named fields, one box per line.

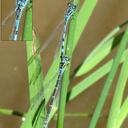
xmin=73 ymin=0 xmax=98 ymax=50
xmin=107 ymin=50 xmax=128 ymax=128
xmin=114 ymin=98 xmax=128 ymax=128
xmin=76 ymin=20 xmax=128 ymax=76
xmin=22 ymin=0 xmax=32 ymax=40
xmin=88 ymin=28 xmax=128 ymax=128
xmin=68 ymin=49 xmax=128 ymax=101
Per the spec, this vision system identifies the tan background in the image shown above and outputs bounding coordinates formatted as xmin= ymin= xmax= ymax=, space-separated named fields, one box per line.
xmin=0 ymin=0 xmax=128 ymax=128
xmin=0 ymin=43 xmax=29 ymax=128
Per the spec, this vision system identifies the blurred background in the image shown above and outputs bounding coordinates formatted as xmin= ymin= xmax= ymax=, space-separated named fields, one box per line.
xmin=0 ymin=0 xmax=128 ymax=127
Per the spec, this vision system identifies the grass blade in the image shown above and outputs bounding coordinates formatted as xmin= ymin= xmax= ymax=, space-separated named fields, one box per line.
xmin=68 ymin=49 xmax=128 ymax=101
xmin=73 ymin=0 xmax=98 ymax=50
xmin=88 ymin=28 xmax=128 ymax=128
xmin=76 ymin=20 xmax=128 ymax=76
xmin=26 ymin=32 xmax=43 ymax=101
xmin=75 ymin=29 xmax=120 ymax=76
xmin=21 ymin=32 xmax=45 ymax=128
xmin=114 ymin=98 xmax=128 ymax=128
xmin=22 ymin=0 xmax=33 ymax=40
xmin=0 ymin=108 xmax=24 ymax=117
xmin=107 ymin=50 xmax=128 ymax=128
xmin=0 ymin=108 xmax=13 ymax=116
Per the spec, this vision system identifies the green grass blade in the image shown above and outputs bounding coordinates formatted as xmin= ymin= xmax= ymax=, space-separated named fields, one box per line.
xmin=107 ymin=50 xmax=128 ymax=128
xmin=68 ymin=49 xmax=128 ymax=101
xmin=26 ymin=33 xmax=43 ymax=101
xmin=32 ymin=100 xmax=45 ymax=128
xmin=56 ymin=1 xmax=79 ymax=128
xmin=61 ymin=112 xmax=90 ymax=117
xmin=75 ymin=28 xmax=121 ymax=76
xmin=88 ymin=28 xmax=128 ymax=128
xmin=0 ymin=108 xmax=25 ymax=117
xmin=114 ymin=98 xmax=128 ymax=128
xmin=0 ymin=108 xmax=25 ymax=118
xmin=0 ymin=108 xmax=14 ymax=116
xmin=22 ymin=1 xmax=32 ymax=40
xmin=21 ymin=99 xmax=45 ymax=128
xmin=21 ymin=32 xmax=45 ymax=128
xmin=73 ymin=0 xmax=98 ymax=50
xmin=76 ymin=20 xmax=128 ymax=76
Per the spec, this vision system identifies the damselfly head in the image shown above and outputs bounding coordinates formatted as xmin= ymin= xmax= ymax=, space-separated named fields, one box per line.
xmin=67 ymin=2 xmax=77 ymax=10
xmin=17 ymin=0 xmax=29 ymax=9
xmin=63 ymin=56 xmax=70 ymax=65
xmin=67 ymin=2 xmax=71 ymax=7
xmin=60 ymin=56 xmax=70 ymax=68
xmin=65 ymin=2 xmax=77 ymax=22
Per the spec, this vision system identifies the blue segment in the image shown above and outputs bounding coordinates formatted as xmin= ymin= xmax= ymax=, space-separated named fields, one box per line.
xmin=15 ymin=20 xmax=20 ymax=31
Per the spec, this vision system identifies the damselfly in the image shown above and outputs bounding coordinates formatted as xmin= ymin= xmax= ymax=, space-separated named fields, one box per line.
xmin=43 ymin=2 xmax=77 ymax=128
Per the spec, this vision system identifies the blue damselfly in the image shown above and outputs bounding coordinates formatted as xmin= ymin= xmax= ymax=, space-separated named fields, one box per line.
xmin=43 ymin=2 xmax=77 ymax=128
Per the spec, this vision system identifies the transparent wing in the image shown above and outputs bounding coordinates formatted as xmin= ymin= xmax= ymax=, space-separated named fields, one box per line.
xmin=2 ymin=8 xmax=15 ymax=27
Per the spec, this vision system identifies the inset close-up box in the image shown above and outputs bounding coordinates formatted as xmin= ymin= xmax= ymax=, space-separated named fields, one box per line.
xmin=1 ymin=0 xmax=32 ymax=41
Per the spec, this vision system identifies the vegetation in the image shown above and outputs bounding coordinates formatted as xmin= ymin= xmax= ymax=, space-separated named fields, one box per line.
xmin=1 ymin=0 xmax=128 ymax=128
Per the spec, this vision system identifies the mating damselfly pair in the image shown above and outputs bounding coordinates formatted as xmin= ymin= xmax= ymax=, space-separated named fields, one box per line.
xmin=43 ymin=2 xmax=77 ymax=128
xmin=1 ymin=0 xmax=32 ymax=41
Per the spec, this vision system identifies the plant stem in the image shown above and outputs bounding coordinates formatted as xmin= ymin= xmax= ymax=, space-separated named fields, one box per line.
xmin=22 ymin=0 xmax=32 ymax=40
xmin=107 ymin=50 xmax=128 ymax=128
xmin=73 ymin=0 xmax=98 ymax=50
xmin=0 ymin=108 xmax=24 ymax=117
xmin=0 ymin=108 xmax=13 ymax=116
xmin=75 ymin=20 xmax=128 ymax=76
xmin=115 ymin=98 xmax=128 ymax=128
